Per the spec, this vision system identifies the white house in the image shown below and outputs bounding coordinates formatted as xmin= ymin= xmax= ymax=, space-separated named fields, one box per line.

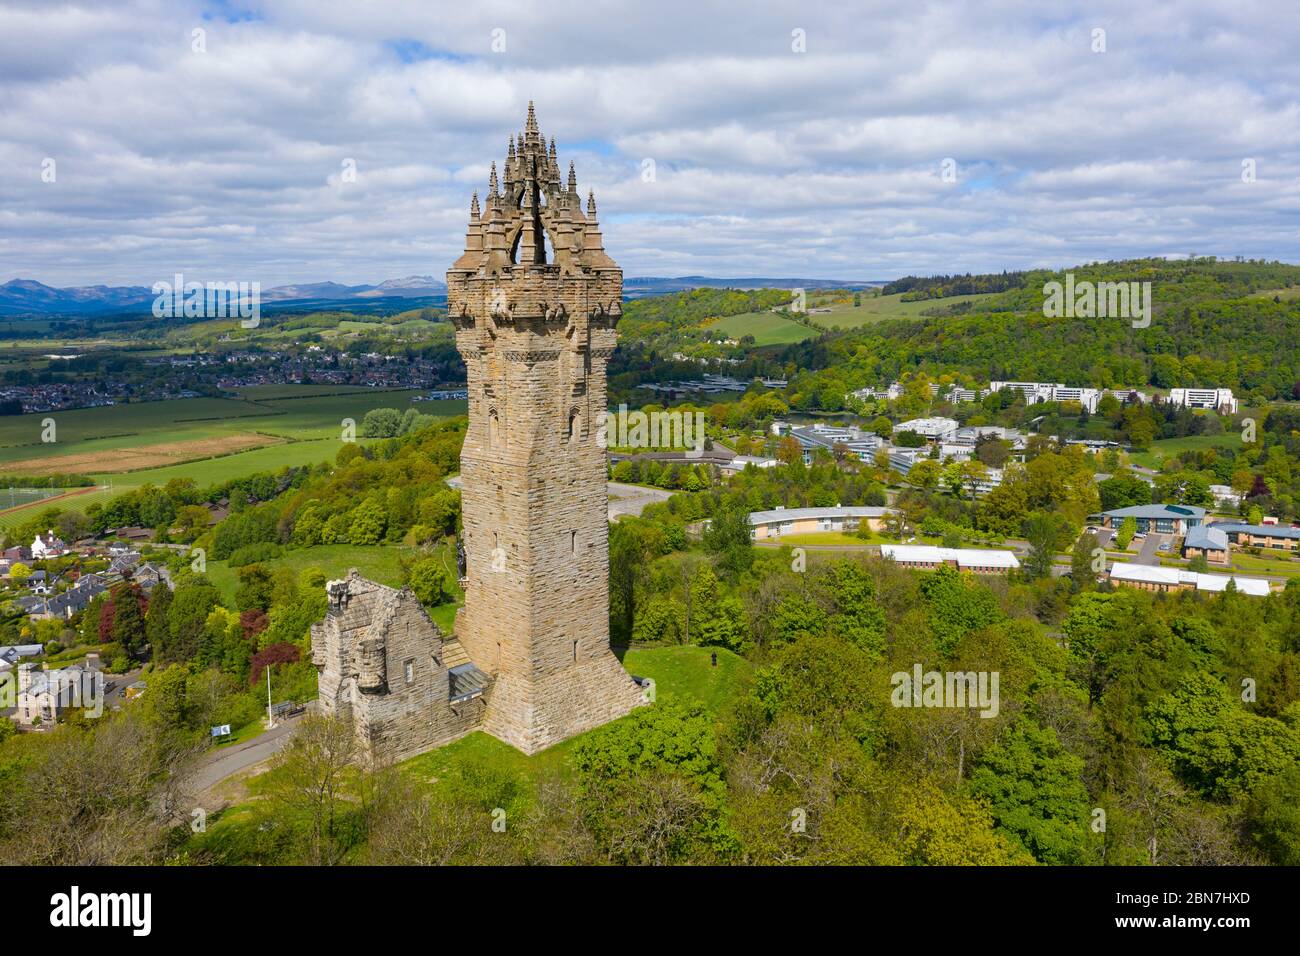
xmin=31 ymin=530 xmax=67 ymax=560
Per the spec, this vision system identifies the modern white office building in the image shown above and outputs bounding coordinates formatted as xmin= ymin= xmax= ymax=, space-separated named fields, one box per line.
xmin=1167 ymin=388 xmax=1238 ymax=414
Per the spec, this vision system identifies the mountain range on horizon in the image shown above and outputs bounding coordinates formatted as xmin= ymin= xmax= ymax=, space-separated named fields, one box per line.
xmin=0 ymin=274 xmax=885 ymax=317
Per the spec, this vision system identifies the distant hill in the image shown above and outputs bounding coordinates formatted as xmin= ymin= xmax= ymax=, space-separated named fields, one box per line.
xmin=624 ymin=276 xmax=885 ymax=297
xmin=0 ymin=274 xmax=883 ymax=315
xmin=0 ymin=275 xmax=449 ymax=317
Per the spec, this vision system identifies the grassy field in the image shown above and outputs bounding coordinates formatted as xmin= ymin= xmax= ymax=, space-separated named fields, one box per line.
xmin=0 ymin=441 xmax=344 ymax=532
xmin=708 ymin=310 xmax=820 ymax=345
xmin=203 ymin=542 xmax=443 ymax=603
xmin=0 ymin=389 xmax=467 ymax=466
xmin=757 ymin=530 xmax=1010 ymax=550
xmin=1226 ymin=552 xmax=1300 ymax=577
xmin=0 ymin=386 xmax=468 ymax=530
xmin=1130 ymin=433 xmax=1243 ymax=469
xmin=805 ymin=291 xmax=998 ymax=330
xmin=0 ymin=397 xmax=276 ymax=462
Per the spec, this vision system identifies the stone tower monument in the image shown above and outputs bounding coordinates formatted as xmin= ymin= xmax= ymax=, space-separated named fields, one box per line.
xmin=445 ymin=102 xmax=645 ymax=754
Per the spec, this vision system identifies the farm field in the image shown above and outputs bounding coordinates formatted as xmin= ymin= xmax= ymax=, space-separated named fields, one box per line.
xmin=0 ymin=441 xmax=343 ymax=531
xmin=244 ymin=391 xmax=465 ymax=440
xmin=0 ymin=389 xmax=464 ymax=464
xmin=707 ymin=310 xmax=819 ymax=345
xmin=0 ymin=397 xmax=276 ymax=460
xmin=2 ymin=433 xmax=280 ymax=475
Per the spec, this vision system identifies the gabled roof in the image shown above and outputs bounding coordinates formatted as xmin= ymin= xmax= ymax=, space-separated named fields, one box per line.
xmin=1211 ymin=522 xmax=1300 ymax=540
xmin=880 ymin=544 xmax=1020 ymax=569
xmin=1183 ymin=526 xmax=1229 ymax=550
xmin=749 ymin=506 xmax=893 ymax=525
xmin=1108 ymin=562 xmax=1270 ymax=596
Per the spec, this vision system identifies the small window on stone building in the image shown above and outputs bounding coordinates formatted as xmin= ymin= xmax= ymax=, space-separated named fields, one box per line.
xmin=568 ymin=409 xmax=581 ymax=442
xmin=489 ymin=409 xmax=501 ymax=447
xmin=404 ymin=658 xmax=415 ymax=683
xmin=572 ymin=640 xmax=579 ymax=662
xmin=570 ymin=530 xmax=577 ymax=552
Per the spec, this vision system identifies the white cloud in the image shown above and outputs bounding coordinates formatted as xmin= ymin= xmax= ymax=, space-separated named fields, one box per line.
xmin=0 ymin=0 xmax=1296 ymax=285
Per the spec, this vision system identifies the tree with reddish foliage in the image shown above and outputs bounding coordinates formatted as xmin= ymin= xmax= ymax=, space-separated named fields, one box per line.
xmin=240 ymin=608 xmax=269 ymax=641
xmin=108 ymin=582 xmax=148 ymax=659
xmin=98 ymin=596 xmax=116 ymax=643
xmin=1250 ymin=474 xmax=1271 ymax=499
xmin=249 ymin=642 xmax=300 ymax=686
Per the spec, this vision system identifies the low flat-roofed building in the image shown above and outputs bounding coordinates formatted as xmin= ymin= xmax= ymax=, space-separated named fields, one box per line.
xmin=790 ymin=423 xmax=883 ymax=463
xmin=720 ymin=455 xmax=780 ymax=475
xmin=879 ymin=544 xmax=1020 ymax=573
xmin=1107 ymin=562 xmax=1271 ymax=596
xmin=749 ymin=506 xmax=894 ymax=539
xmin=952 ymin=425 xmax=1026 ymax=449
xmin=1182 ymin=525 xmax=1230 ymax=564
xmin=894 ymin=417 xmax=959 ymax=442
xmin=1210 ymin=522 xmax=1300 ymax=552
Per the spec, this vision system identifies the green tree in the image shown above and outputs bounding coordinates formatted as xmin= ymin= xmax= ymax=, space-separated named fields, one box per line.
xmin=968 ymin=718 xmax=1092 ymax=864
xmin=144 ymin=582 xmax=172 ymax=660
xmin=108 ymin=582 xmax=147 ymax=658
xmin=702 ymin=504 xmax=754 ymax=579
xmin=1115 ymin=516 xmax=1138 ymax=550
xmin=360 ymin=407 xmax=403 ymax=438
xmin=235 ymin=564 xmax=275 ymax=612
xmin=1070 ymin=531 xmax=1100 ymax=592
xmin=406 ymin=558 xmax=451 ymax=607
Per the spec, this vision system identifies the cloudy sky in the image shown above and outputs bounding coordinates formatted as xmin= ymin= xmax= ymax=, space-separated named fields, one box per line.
xmin=2 ymin=0 xmax=1298 ymax=286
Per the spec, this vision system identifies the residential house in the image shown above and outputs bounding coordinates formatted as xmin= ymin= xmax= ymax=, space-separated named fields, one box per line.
xmin=31 ymin=530 xmax=67 ymax=560
xmin=14 ymin=655 xmax=104 ymax=725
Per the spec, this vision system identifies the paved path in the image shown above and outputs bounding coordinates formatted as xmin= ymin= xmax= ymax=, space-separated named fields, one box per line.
xmin=607 ymin=482 xmax=673 ymax=520
xmin=190 ymin=714 xmax=302 ymax=793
